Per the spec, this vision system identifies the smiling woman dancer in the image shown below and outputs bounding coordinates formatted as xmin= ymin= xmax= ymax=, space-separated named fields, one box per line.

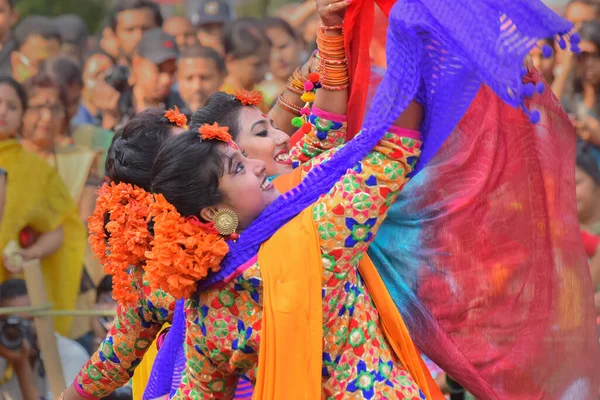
xmin=144 ymin=0 xmax=600 ymax=398
xmin=147 ymin=79 xmax=430 ymax=400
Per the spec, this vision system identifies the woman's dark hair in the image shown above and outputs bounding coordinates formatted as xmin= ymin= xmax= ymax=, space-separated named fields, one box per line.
xmin=190 ymin=91 xmax=245 ymax=140
xmin=223 ymin=18 xmax=271 ymax=59
xmin=151 ymin=132 xmax=226 ymax=217
xmin=0 ymin=76 xmax=28 ymax=111
xmin=262 ymin=17 xmax=298 ymax=41
xmin=44 ymin=55 xmax=84 ymax=87
xmin=105 ymin=109 xmax=181 ymax=191
xmin=577 ymin=141 xmax=600 ymax=185
xmin=22 ymin=73 xmax=68 ymax=116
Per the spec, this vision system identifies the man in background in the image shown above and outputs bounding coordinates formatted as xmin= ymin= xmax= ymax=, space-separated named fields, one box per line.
xmin=164 ymin=15 xmax=198 ymax=51
xmin=108 ymin=0 xmax=163 ymax=67
xmin=191 ymin=0 xmax=232 ymax=54
xmin=102 ymin=28 xmax=179 ymax=131
xmin=11 ymin=16 xmax=61 ymax=82
xmin=173 ymin=46 xmax=225 ymax=113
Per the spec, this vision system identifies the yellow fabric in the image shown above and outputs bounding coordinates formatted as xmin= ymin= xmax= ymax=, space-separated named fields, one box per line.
xmin=132 ymin=324 xmax=171 ymax=400
xmin=49 ymin=149 xmax=98 ymax=202
xmin=49 ymin=148 xmax=99 ymax=339
xmin=255 ymin=208 xmax=323 ymax=400
xmin=0 ymin=140 xmax=85 ymax=335
xmin=271 ymin=170 xmax=443 ymax=400
xmin=358 ymin=256 xmax=444 ymax=400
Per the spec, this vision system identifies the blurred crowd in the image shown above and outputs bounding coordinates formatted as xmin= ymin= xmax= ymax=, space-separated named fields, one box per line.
xmin=0 ymin=0 xmax=597 ymax=399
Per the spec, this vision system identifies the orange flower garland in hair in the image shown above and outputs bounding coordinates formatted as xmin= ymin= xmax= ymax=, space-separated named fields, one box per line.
xmin=164 ymin=106 xmax=188 ymax=129
xmin=234 ymin=89 xmax=263 ymax=106
xmin=198 ymin=122 xmax=232 ymax=143
xmin=88 ymin=182 xmax=154 ymax=306
xmin=145 ymin=194 xmax=229 ymax=299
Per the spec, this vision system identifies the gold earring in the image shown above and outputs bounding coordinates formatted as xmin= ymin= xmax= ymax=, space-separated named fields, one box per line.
xmin=213 ymin=209 xmax=239 ymax=236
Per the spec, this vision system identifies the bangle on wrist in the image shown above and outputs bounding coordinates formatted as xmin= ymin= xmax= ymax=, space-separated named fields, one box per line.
xmin=285 ymin=84 xmax=304 ymax=95
xmin=321 ymin=24 xmax=343 ymax=31
xmin=277 ymin=95 xmax=302 ymax=116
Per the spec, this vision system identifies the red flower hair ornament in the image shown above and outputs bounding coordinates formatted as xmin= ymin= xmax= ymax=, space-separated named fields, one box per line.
xmin=164 ymin=106 xmax=188 ymax=129
xmin=234 ymin=89 xmax=264 ymax=106
xmin=198 ymin=123 xmax=233 ymax=143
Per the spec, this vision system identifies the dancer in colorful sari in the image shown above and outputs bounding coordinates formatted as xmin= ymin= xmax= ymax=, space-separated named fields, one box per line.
xmin=148 ymin=0 xmax=599 ymax=399
xmin=63 ymin=110 xmax=187 ymax=400
xmin=145 ymin=84 xmax=432 ymax=400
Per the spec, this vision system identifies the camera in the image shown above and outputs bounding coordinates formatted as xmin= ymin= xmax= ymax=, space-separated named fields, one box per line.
xmin=0 ymin=317 xmax=34 ymax=351
xmin=104 ymin=65 xmax=130 ymax=93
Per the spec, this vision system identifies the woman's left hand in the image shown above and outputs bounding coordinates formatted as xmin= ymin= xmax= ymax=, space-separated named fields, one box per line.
xmin=316 ymin=0 xmax=351 ymax=27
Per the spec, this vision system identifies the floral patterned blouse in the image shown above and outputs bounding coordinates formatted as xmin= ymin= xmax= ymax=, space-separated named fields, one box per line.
xmin=174 ymin=109 xmax=425 ymax=399
xmin=71 ymin=110 xmax=350 ymax=398
xmin=74 ymin=279 xmax=176 ymax=398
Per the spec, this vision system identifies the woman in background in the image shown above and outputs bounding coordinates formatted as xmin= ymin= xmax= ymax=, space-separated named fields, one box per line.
xmin=0 ymin=76 xmax=85 ymax=337
xmin=259 ymin=18 xmax=304 ymax=106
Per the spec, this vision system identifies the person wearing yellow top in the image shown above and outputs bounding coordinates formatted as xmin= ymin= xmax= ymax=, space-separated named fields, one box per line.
xmin=0 ymin=76 xmax=85 ymax=336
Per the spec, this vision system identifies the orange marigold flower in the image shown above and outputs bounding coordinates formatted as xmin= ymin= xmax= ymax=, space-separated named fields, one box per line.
xmin=164 ymin=106 xmax=188 ymax=128
xmin=198 ymin=122 xmax=232 ymax=143
xmin=234 ymin=89 xmax=263 ymax=106
xmin=87 ymin=182 xmax=154 ymax=307
xmin=144 ymin=194 xmax=229 ymax=299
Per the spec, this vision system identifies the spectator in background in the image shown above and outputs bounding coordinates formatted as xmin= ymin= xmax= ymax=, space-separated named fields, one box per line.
xmin=221 ymin=18 xmax=271 ymax=97
xmin=577 ymin=143 xmax=600 ymax=235
xmin=97 ymin=18 xmax=119 ymax=64
xmin=191 ymin=0 xmax=233 ymax=54
xmin=11 ymin=16 xmax=61 ymax=83
xmin=174 ymin=46 xmax=225 ymax=113
xmin=0 ymin=0 xmax=18 ymax=76
xmin=103 ymin=28 xmax=179 ymax=131
xmin=564 ymin=0 xmax=600 ymax=29
xmin=72 ymin=53 xmax=113 ymax=128
xmin=108 ymin=0 xmax=163 ymax=66
xmin=44 ymin=55 xmax=83 ymax=122
xmin=20 ymin=73 xmax=70 ymax=154
xmin=564 ymin=21 xmax=600 ymax=146
xmin=529 ymin=38 xmax=557 ymax=84
xmin=260 ymin=17 xmax=303 ymax=105
xmin=575 ymin=143 xmax=600 ymax=329
xmin=164 ymin=15 xmax=199 ymax=51
xmin=0 ymin=279 xmax=89 ymax=400
xmin=54 ymin=14 xmax=89 ymax=65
